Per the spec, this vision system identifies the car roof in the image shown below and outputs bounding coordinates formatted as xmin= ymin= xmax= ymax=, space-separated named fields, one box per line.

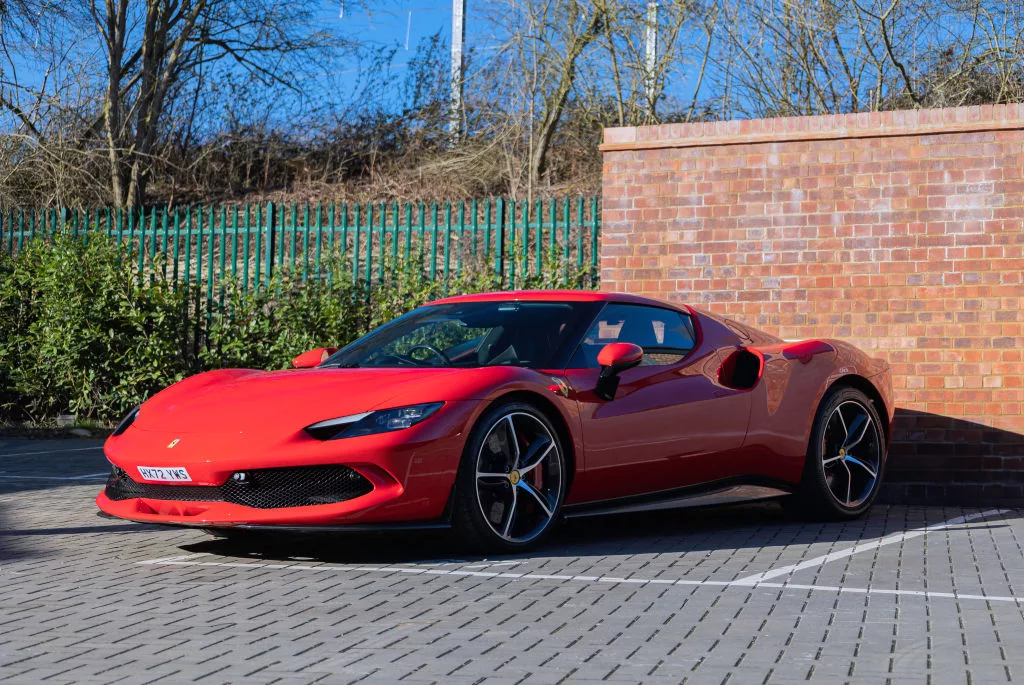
xmin=426 ymin=289 xmax=681 ymax=308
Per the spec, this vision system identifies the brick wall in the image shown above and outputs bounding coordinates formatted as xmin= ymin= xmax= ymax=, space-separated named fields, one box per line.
xmin=600 ymin=104 xmax=1024 ymax=505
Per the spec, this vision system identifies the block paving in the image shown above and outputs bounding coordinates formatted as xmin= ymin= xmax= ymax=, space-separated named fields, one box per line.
xmin=2 ymin=439 xmax=1023 ymax=684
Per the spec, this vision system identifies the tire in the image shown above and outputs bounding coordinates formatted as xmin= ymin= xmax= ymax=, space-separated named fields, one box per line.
xmin=452 ymin=400 xmax=567 ymax=553
xmin=785 ymin=386 xmax=887 ymax=520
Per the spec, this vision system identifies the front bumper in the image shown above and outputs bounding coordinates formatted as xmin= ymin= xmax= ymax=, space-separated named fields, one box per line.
xmin=96 ymin=400 xmax=476 ymax=528
xmin=96 ymin=462 xmax=401 ymax=526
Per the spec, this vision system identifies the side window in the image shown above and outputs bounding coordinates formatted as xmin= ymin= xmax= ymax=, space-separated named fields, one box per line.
xmin=571 ymin=304 xmax=697 ymax=368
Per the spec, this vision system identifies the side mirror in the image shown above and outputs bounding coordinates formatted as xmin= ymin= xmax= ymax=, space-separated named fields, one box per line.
xmin=291 ymin=347 xmax=338 ymax=369
xmin=595 ymin=342 xmax=643 ymax=400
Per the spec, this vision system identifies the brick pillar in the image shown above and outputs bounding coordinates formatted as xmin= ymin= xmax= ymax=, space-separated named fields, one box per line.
xmin=600 ymin=105 xmax=1024 ymax=505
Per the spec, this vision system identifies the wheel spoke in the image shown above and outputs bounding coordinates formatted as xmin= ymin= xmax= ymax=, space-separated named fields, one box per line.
xmin=477 ymin=472 xmax=508 ymax=480
xmin=518 ymin=481 xmax=553 ymax=518
xmin=501 ymin=486 xmax=518 ymax=538
xmin=834 ymin=406 xmax=849 ymax=442
xmin=822 ymin=455 xmax=844 ymax=467
xmin=842 ymin=461 xmax=852 ymax=505
xmin=506 ymin=415 xmax=520 ymax=463
xmin=843 ymin=414 xmax=872 ymax=451
xmin=518 ymin=439 xmax=554 ymax=475
xmin=844 ymin=455 xmax=877 ymax=479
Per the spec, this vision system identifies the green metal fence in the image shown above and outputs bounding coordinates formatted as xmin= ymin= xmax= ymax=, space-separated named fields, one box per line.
xmin=0 ymin=195 xmax=601 ymax=293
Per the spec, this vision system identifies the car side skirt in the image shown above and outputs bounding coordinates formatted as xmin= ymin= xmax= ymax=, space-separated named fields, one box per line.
xmin=561 ymin=477 xmax=793 ymax=519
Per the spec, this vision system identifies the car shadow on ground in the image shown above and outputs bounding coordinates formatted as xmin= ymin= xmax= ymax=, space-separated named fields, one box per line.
xmin=175 ymin=500 xmax=1011 ymax=565
xmin=0 ymin=501 xmax=29 ymax=563
xmin=0 ymin=495 xmax=155 ymax=562
xmin=2 ymin=437 xmax=1013 ymax=565
xmin=1 ymin=522 xmax=153 ymax=537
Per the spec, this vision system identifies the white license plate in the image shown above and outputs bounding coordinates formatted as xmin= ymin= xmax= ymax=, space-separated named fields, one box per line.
xmin=137 ymin=466 xmax=192 ymax=482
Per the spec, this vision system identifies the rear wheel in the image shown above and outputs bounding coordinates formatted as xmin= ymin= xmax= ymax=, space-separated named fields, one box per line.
xmin=452 ymin=401 xmax=566 ymax=553
xmin=786 ymin=386 xmax=886 ymax=520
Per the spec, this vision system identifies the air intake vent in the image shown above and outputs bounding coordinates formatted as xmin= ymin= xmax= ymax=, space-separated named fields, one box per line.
xmin=105 ymin=465 xmax=373 ymax=509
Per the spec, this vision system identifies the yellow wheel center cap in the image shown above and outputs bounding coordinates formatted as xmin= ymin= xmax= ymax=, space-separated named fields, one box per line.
xmin=839 ymin=448 xmax=847 ymax=457
xmin=509 ymin=470 xmax=521 ymax=485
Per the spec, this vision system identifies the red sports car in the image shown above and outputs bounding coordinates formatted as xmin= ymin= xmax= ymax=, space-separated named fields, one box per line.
xmin=98 ymin=290 xmax=894 ymax=551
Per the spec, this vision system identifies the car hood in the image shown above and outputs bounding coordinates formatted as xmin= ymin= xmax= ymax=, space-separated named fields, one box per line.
xmin=133 ymin=366 xmax=522 ymax=436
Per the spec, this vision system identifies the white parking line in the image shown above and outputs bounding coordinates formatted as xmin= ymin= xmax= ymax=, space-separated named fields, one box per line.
xmin=137 ymin=553 xmax=1023 ymax=605
xmin=732 ymin=509 xmax=1008 ymax=585
xmin=461 ymin=560 xmax=522 ymax=569
xmin=137 ymin=553 xmax=210 ymax=565
xmin=0 ymin=446 xmax=104 ymax=457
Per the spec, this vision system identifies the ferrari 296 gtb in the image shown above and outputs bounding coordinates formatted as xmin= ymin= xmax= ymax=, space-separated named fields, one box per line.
xmin=98 ymin=290 xmax=894 ymax=551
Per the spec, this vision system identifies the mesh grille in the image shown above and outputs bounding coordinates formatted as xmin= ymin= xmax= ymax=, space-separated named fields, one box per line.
xmin=105 ymin=464 xmax=373 ymax=509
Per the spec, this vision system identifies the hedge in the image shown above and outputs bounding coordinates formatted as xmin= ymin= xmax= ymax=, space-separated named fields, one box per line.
xmin=0 ymin=234 xmax=593 ymax=424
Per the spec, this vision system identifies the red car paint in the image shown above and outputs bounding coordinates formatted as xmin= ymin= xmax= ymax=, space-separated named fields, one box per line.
xmin=96 ymin=290 xmax=894 ymax=529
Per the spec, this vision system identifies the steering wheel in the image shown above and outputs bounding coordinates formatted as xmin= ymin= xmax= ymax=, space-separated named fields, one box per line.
xmin=406 ymin=344 xmax=452 ymax=367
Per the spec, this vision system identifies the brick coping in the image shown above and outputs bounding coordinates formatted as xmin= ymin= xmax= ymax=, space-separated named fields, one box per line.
xmin=601 ymin=104 xmax=1024 ymax=151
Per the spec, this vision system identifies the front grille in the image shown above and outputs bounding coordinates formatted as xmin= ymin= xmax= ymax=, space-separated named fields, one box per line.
xmin=105 ymin=464 xmax=374 ymax=509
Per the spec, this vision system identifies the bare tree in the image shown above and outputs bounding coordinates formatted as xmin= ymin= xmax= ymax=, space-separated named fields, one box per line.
xmin=713 ymin=0 xmax=1024 ymax=119
xmin=596 ymin=0 xmax=707 ymax=126
xmin=0 ymin=0 xmax=336 ymax=207
xmin=3 ymin=0 xmax=1024 ymax=207
xmin=91 ymin=0 xmax=333 ymax=207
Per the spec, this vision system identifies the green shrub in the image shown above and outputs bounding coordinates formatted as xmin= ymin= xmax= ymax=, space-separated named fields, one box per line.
xmin=202 ymin=258 xmax=369 ymax=371
xmin=0 ymin=236 xmax=596 ymax=424
xmin=0 ymin=234 xmax=193 ymax=422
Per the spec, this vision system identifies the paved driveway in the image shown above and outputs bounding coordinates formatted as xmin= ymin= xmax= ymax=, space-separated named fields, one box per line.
xmin=1 ymin=439 xmax=1022 ymax=684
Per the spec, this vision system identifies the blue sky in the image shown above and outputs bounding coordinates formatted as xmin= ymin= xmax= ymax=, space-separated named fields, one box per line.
xmin=4 ymin=0 xmax=464 ymax=121
xmin=332 ymin=0 xmax=454 ymax=53
xmin=4 ymin=0 xmax=700 ymax=130
xmin=326 ymin=0 xmax=459 ymax=92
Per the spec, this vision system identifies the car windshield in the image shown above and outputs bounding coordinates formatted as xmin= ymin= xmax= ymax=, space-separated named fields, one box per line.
xmin=322 ymin=300 xmax=601 ymax=369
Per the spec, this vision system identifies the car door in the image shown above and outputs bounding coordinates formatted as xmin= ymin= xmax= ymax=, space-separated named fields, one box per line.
xmin=565 ymin=304 xmax=752 ymax=503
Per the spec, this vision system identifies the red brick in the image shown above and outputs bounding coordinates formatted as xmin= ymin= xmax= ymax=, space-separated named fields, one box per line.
xmin=601 ymin=104 xmax=1024 ymax=503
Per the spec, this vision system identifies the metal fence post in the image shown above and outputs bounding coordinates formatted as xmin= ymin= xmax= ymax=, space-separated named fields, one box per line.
xmin=495 ymin=197 xmax=504 ymax=284
xmin=265 ymin=202 xmax=275 ymax=286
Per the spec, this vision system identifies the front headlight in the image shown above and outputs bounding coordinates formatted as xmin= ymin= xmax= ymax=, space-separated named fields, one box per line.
xmin=112 ymin=405 xmax=141 ymax=436
xmin=304 ymin=402 xmax=444 ymax=441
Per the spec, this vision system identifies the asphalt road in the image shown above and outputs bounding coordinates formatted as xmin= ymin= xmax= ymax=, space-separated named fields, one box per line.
xmin=1 ymin=438 xmax=1023 ymax=684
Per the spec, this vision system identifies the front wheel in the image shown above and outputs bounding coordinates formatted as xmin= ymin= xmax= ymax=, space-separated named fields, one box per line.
xmin=786 ymin=386 xmax=886 ymax=520
xmin=452 ymin=401 xmax=567 ymax=553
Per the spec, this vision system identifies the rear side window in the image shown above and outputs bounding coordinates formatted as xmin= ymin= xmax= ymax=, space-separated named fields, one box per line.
xmin=570 ymin=304 xmax=697 ymax=368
